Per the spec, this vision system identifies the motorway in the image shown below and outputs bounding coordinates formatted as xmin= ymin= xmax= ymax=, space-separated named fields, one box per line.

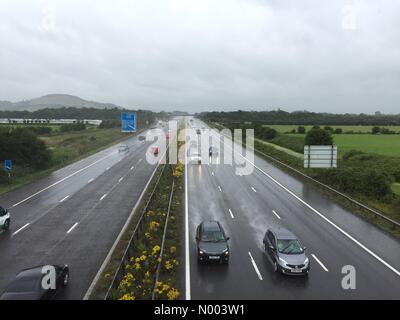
xmin=0 ymin=126 xmax=164 ymax=299
xmin=186 ymin=117 xmax=400 ymax=299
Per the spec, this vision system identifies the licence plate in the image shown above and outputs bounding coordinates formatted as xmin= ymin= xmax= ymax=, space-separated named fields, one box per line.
xmin=291 ymin=269 xmax=302 ymax=273
xmin=209 ymin=256 xmax=220 ymax=260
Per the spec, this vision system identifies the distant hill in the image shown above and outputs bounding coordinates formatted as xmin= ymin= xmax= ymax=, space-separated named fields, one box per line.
xmin=0 ymin=94 xmax=122 ymax=111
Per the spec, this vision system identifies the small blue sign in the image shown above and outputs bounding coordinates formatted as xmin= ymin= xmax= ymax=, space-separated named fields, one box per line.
xmin=121 ymin=112 xmax=136 ymax=133
xmin=4 ymin=160 xmax=12 ymax=172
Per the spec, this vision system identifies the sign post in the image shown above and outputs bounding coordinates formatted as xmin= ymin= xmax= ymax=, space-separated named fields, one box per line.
xmin=121 ymin=112 xmax=136 ymax=133
xmin=4 ymin=160 xmax=12 ymax=184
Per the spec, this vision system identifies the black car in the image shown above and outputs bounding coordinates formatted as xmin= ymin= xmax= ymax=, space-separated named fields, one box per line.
xmin=196 ymin=221 xmax=230 ymax=264
xmin=263 ymin=228 xmax=310 ymax=275
xmin=138 ymin=135 xmax=146 ymax=141
xmin=0 ymin=265 xmax=69 ymax=300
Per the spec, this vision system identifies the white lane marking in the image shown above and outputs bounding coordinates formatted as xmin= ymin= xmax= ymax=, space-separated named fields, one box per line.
xmin=12 ymin=152 xmax=115 ymax=207
xmin=311 ymin=254 xmax=329 ymax=272
xmin=272 ymin=210 xmax=281 ymax=220
xmin=220 ymin=132 xmax=400 ymax=278
xmin=130 ymin=166 xmax=134 ymax=171
xmin=60 ymin=195 xmax=70 ymax=203
xmin=118 ymin=159 xmax=122 ymax=162
xmin=118 ymin=177 xmax=124 ymax=183
xmin=105 ymin=167 xmax=110 ymax=171
xmin=99 ymin=194 xmax=107 ymax=201
xmin=228 ymin=209 xmax=235 ymax=219
xmin=12 ymin=223 xmax=30 ymax=236
xmin=251 ymin=186 xmax=257 ymax=193
xmin=87 ymin=178 xmax=94 ymax=184
xmin=211 ymin=171 xmax=215 ymax=176
xmin=66 ymin=222 xmax=79 ymax=234
xmin=185 ymin=133 xmax=191 ymax=300
xmin=218 ymin=186 xmax=222 ymax=192
xmin=138 ymin=158 xmax=143 ymax=163
xmin=248 ymin=251 xmax=263 ymax=280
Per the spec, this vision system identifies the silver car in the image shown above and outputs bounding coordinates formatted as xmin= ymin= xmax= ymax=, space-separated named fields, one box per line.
xmin=263 ymin=228 xmax=310 ymax=275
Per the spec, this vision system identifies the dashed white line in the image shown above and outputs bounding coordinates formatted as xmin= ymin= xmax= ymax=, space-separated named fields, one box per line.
xmin=105 ymin=167 xmax=110 ymax=171
xmin=272 ymin=210 xmax=281 ymax=220
xmin=218 ymin=186 xmax=222 ymax=192
xmin=60 ymin=195 xmax=70 ymax=203
xmin=228 ymin=209 xmax=235 ymax=219
xmin=311 ymin=254 xmax=329 ymax=272
xmin=11 ymin=152 xmax=114 ymax=207
xmin=12 ymin=223 xmax=30 ymax=237
xmin=99 ymin=194 xmax=107 ymax=201
xmin=248 ymin=251 xmax=263 ymax=280
xmin=87 ymin=178 xmax=94 ymax=184
xmin=251 ymin=186 xmax=257 ymax=193
xmin=118 ymin=177 xmax=124 ymax=183
xmin=211 ymin=171 xmax=215 ymax=176
xmin=130 ymin=166 xmax=134 ymax=171
xmin=66 ymin=222 xmax=79 ymax=234
xmin=138 ymin=158 xmax=143 ymax=163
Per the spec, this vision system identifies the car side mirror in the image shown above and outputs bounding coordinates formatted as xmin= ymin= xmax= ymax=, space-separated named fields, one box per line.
xmin=269 ymin=245 xmax=274 ymax=250
xmin=303 ymin=246 xmax=307 ymax=251
xmin=226 ymin=237 xmax=230 ymax=241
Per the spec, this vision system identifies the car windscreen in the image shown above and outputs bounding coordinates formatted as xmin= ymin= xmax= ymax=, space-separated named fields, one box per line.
xmin=6 ymin=277 xmax=42 ymax=293
xmin=201 ymin=231 xmax=225 ymax=242
xmin=277 ymin=239 xmax=303 ymax=254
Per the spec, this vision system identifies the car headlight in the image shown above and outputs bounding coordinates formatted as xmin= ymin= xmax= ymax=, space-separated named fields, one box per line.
xmin=304 ymin=257 xmax=309 ymax=265
xmin=199 ymin=250 xmax=204 ymax=255
xmin=278 ymin=257 xmax=288 ymax=265
xmin=223 ymin=248 xmax=229 ymax=255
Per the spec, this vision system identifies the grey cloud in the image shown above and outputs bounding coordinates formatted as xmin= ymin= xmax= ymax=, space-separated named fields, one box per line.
xmin=0 ymin=0 xmax=399 ymax=113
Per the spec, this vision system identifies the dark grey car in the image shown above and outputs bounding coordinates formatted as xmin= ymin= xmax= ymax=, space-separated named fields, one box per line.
xmin=196 ymin=221 xmax=230 ymax=264
xmin=263 ymin=228 xmax=310 ymax=275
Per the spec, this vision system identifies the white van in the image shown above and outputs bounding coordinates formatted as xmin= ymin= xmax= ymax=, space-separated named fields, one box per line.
xmin=0 ymin=206 xmax=10 ymax=231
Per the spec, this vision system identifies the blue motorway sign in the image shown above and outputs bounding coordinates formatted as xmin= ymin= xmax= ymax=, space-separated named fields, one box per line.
xmin=121 ymin=112 xmax=136 ymax=133
xmin=4 ymin=160 xmax=12 ymax=172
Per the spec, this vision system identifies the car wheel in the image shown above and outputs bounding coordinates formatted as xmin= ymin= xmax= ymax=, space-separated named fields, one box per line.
xmin=3 ymin=219 xmax=10 ymax=231
xmin=63 ymin=273 xmax=69 ymax=286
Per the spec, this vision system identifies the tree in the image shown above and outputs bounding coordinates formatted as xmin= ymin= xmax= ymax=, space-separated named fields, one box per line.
xmin=305 ymin=128 xmax=333 ymax=145
xmin=334 ymin=128 xmax=343 ymax=134
xmin=297 ymin=126 xmax=306 ymax=134
xmin=372 ymin=126 xmax=380 ymax=134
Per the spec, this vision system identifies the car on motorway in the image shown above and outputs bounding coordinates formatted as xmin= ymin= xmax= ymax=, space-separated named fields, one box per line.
xmin=0 ymin=206 xmax=10 ymax=231
xmin=263 ymin=228 xmax=310 ymax=275
xmin=209 ymin=146 xmax=218 ymax=157
xmin=152 ymin=146 xmax=160 ymax=155
xmin=189 ymin=152 xmax=202 ymax=164
xmin=196 ymin=129 xmax=201 ymax=135
xmin=118 ymin=144 xmax=129 ymax=152
xmin=0 ymin=264 xmax=69 ymax=300
xmin=196 ymin=221 xmax=230 ymax=264
xmin=138 ymin=135 xmax=146 ymax=141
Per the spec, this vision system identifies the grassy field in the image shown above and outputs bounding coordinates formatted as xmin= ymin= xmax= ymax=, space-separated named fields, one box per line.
xmin=264 ymin=124 xmax=400 ymax=134
xmin=286 ymin=133 xmax=400 ymax=157
xmin=393 ymin=183 xmax=400 ymax=196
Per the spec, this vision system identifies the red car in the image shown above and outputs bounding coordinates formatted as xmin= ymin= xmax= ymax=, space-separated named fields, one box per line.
xmin=153 ymin=146 xmax=160 ymax=155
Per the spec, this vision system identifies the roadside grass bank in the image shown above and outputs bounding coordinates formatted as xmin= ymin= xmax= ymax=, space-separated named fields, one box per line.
xmin=0 ymin=127 xmax=143 ymax=195
xmin=89 ymin=140 xmax=185 ymax=300
xmin=264 ymin=124 xmax=400 ymax=134
xmin=205 ymin=121 xmax=400 ymax=239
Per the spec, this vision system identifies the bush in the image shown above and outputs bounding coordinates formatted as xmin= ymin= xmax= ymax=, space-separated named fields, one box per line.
xmin=305 ymin=128 xmax=333 ymax=145
xmin=27 ymin=126 xmax=52 ymax=135
xmin=334 ymin=128 xmax=343 ymax=134
xmin=0 ymin=127 xmax=51 ymax=169
xmin=60 ymin=123 xmax=86 ymax=132
xmin=342 ymin=150 xmax=364 ymax=161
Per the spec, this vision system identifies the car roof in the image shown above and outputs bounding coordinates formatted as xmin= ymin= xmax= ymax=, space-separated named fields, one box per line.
xmin=202 ymin=221 xmax=221 ymax=231
xmin=269 ymin=227 xmax=297 ymax=239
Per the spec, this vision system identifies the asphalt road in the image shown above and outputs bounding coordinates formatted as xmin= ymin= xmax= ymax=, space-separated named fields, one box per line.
xmin=186 ymin=117 xmax=400 ymax=299
xmin=0 ymin=126 xmax=165 ymax=299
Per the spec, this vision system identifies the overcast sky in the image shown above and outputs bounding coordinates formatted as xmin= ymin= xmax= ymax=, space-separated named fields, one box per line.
xmin=1 ymin=0 xmax=400 ymax=113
